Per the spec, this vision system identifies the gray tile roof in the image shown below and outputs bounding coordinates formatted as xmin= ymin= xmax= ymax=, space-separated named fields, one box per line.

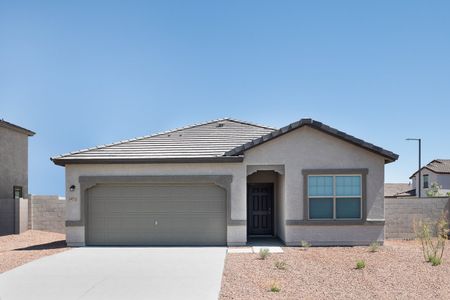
xmin=51 ymin=118 xmax=275 ymax=165
xmin=0 ymin=119 xmax=35 ymax=136
xmin=410 ymin=159 xmax=450 ymax=178
xmin=384 ymin=183 xmax=415 ymax=197
xmin=225 ymin=119 xmax=399 ymax=163
xmin=51 ymin=117 xmax=399 ymax=166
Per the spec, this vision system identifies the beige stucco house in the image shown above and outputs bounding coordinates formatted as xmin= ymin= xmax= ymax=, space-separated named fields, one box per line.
xmin=52 ymin=118 xmax=398 ymax=247
xmin=410 ymin=159 xmax=450 ymax=197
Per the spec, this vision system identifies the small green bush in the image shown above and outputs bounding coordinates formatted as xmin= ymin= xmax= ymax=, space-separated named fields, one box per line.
xmin=368 ymin=241 xmax=380 ymax=253
xmin=259 ymin=248 xmax=270 ymax=260
xmin=430 ymin=256 xmax=442 ymax=266
xmin=274 ymin=260 xmax=287 ymax=270
xmin=415 ymin=212 xmax=448 ymax=266
xmin=300 ymin=240 xmax=311 ymax=248
xmin=270 ymin=282 xmax=281 ymax=292
xmin=356 ymin=260 xmax=366 ymax=269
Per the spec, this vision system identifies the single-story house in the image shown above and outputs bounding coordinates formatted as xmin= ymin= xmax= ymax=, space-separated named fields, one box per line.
xmin=410 ymin=159 xmax=450 ymax=197
xmin=51 ymin=118 xmax=398 ymax=246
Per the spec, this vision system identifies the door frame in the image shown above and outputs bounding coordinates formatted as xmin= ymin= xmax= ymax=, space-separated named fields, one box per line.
xmin=247 ymin=183 xmax=275 ymax=237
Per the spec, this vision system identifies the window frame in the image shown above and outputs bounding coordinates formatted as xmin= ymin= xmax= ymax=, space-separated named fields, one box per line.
xmin=423 ymin=174 xmax=429 ymax=189
xmin=307 ymin=174 xmax=362 ymax=220
xmin=13 ymin=186 xmax=23 ymax=199
xmin=302 ymin=169 xmax=368 ymax=224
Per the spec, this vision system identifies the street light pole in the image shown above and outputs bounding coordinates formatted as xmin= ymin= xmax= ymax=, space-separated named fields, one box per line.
xmin=406 ymin=138 xmax=422 ymax=198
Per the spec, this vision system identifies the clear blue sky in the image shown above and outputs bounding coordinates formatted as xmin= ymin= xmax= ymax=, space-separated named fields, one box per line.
xmin=1 ymin=1 xmax=449 ymax=196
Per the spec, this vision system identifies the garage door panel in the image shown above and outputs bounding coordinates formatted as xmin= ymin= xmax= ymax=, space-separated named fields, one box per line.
xmin=91 ymin=200 xmax=225 ymax=214
xmin=86 ymin=183 xmax=227 ymax=246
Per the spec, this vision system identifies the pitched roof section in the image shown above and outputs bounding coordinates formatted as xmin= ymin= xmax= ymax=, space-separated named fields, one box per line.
xmin=52 ymin=117 xmax=399 ymax=166
xmin=409 ymin=159 xmax=450 ymax=178
xmin=384 ymin=183 xmax=415 ymax=198
xmin=0 ymin=119 xmax=35 ymax=136
xmin=225 ymin=119 xmax=399 ymax=163
xmin=51 ymin=118 xmax=275 ymax=166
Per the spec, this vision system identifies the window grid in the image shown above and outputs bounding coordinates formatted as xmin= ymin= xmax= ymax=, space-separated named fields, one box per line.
xmin=308 ymin=175 xmax=362 ymax=220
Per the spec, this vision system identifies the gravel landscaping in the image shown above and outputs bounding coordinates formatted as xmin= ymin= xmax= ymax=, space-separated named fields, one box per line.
xmin=220 ymin=240 xmax=450 ymax=299
xmin=0 ymin=230 xmax=68 ymax=273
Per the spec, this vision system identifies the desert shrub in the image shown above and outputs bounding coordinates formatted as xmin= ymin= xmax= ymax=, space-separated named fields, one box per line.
xmin=414 ymin=212 xmax=449 ymax=266
xmin=356 ymin=260 xmax=366 ymax=269
xmin=274 ymin=260 xmax=287 ymax=270
xmin=269 ymin=282 xmax=281 ymax=292
xmin=426 ymin=183 xmax=442 ymax=197
xmin=368 ymin=241 xmax=380 ymax=253
xmin=300 ymin=240 xmax=311 ymax=248
xmin=430 ymin=256 xmax=442 ymax=266
xmin=259 ymin=248 xmax=270 ymax=260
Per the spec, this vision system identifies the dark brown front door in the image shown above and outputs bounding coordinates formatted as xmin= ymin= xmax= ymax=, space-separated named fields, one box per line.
xmin=247 ymin=183 xmax=274 ymax=236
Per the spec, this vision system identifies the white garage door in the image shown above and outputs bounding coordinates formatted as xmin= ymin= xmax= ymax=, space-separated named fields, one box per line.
xmin=86 ymin=183 xmax=227 ymax=246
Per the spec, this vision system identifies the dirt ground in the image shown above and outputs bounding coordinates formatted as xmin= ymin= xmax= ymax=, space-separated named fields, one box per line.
xmin=220 ymin=240 xmax=450 ymax=300
xmin=0 ymin=230 xmax=68 ymax=273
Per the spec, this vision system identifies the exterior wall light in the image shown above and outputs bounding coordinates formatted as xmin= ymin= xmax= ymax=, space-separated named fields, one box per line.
xmin=69 ymin=185 xmax=76 ymax=192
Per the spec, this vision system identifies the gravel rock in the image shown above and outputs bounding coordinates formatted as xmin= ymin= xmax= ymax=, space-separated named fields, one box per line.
xmin=0 ymin=230 xmax=68 ymax=273
xmin=220 ymin=240 xmax=450 ymax=299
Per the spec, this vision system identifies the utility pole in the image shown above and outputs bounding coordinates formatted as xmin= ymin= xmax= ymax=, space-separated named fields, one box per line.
xmin=406 ymin=138 xmax=422 ymax=198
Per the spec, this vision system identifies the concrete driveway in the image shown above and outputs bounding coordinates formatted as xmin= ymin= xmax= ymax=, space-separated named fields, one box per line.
xmin=0 ymin=247 xmax=226 ymax=300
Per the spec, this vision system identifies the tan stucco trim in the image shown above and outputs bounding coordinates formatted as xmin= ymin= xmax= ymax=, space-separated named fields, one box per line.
xmin=247 ymin=165 xmax=285 ymax=176
xmin=65 ymin=175 xmax=245 ymax=228
xmin=285 ymin=219 xmax=384 ymax=226
xmin=298 ymin=168 xmax=369 ymax=224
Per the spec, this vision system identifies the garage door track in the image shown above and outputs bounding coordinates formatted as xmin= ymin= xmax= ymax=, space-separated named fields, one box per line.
xmin=0 ymin=247 xmax=226 ymax=300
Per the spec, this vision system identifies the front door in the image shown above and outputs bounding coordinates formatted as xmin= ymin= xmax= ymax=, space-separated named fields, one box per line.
xmin=247 ymin=183 xmax=274 ymax=236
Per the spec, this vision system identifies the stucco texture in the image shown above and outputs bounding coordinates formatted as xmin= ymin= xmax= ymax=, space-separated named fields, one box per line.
xmin=0 ymin=126 xmax=29 ymax=199
xmin=64 ymin=126 xmax=387 ymax=246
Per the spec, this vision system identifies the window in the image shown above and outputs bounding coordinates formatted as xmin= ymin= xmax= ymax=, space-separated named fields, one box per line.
xmin=308 ymin=175 xmax=362 ymax=220
xmin=423 ymin=174 xmax=429 ymax=189
xmin=13 ymin=186 xmax=23 ymax=199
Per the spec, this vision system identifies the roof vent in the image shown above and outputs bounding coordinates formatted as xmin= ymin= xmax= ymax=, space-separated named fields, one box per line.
xmin=216 ymin=123 xmax=224 ymax=128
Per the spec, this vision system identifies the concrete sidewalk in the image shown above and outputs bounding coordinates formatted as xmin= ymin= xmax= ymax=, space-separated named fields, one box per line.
xmin=0 ymin=247 xmax=226 ymax=300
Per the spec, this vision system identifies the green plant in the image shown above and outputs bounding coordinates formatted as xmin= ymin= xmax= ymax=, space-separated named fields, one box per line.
xmin=269 ymin=282 xmax=281 ymax=292
xmin=447 ymin=192 xmax=450 ymax=197
xmin=300 ymin=240 xmax=311 ymax=249
xmin=368 ymin=241 xmax=380 ymax=253
xmin=274 ymin=260 xmax=287 ymax=270
xmin=356 ymin=260 xmax=366 ymax=269
xmin=259 ymin=248 xmax=270 ymax=260
xmin=414 ymin=212 xmax=449 ymax=266
xmin=430 ymin=256 xmax=442 ymax=266
xmin=426 ymin=182 xmax=442 ymax=197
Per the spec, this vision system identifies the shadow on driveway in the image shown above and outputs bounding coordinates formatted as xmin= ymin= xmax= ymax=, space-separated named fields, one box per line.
xmin=14 ymin=240 xmax=67 ymax=251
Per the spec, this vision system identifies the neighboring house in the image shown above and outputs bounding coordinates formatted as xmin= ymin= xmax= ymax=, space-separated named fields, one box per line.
xmin=384 ymin=183 xmax=415 ymax=198
xmin=0 ymin=119 xmax=35 ymax=236
xmin=410 ymin=159 xmax=450 ymax=197
xmin=51 ymin=118 xmax=398 ymax=247
xmin=0 ymin=119 xmax=35 ymax=199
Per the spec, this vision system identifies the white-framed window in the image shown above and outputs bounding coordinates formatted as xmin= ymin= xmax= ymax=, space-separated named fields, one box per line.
xmin=307 ymin=175 xmax=362 ymax=220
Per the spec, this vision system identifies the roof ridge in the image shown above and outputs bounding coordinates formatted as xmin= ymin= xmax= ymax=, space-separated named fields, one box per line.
xmin=223 ymin=118 xmax=277 ymax=130
xmin=51 ymin=117 xmax=273 ymax=160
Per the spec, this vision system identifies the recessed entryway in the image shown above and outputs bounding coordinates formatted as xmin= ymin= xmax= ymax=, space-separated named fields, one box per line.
xmin=247 ymin=183 xmax=274 ymax=236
